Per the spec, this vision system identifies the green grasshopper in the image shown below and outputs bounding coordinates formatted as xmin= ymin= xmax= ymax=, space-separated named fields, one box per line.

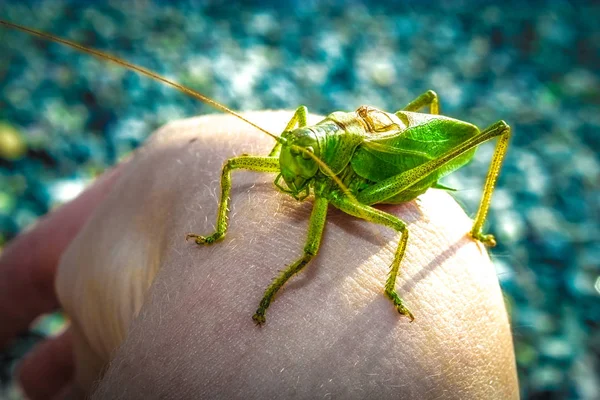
xmin=1 ymin=20 xmax=511 ymax=325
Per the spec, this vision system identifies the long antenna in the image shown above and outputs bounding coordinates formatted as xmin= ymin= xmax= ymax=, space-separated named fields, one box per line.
xmin=0 ymin=19 xmax=282 ymax=143
xmin=2 ymin=19 xmax=372 ymax=226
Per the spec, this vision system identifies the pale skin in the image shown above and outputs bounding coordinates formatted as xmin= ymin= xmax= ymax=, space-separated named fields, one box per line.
xmin=0 ymin=112 xmax=518 ymax=399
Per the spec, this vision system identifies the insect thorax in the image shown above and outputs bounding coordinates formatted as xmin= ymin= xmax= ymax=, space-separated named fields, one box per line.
xmin=354 ymin=106 xmax=408 ymax=135
xmin=277 ymin=107 xmax=408 ymax=200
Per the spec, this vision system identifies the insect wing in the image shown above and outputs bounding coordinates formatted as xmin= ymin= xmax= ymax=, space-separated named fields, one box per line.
xmin=352 ymin=113 xmax=478 ymax=183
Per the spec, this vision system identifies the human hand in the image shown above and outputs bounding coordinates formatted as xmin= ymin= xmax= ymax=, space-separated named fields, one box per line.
xmin=2 ymin=111 xmax=518 ymax=399
xmin=0 ymin=160 xmax=125 ymax=399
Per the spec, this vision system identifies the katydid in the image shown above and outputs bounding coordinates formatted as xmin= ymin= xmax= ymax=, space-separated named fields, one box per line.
xmin=0 ymin=20 xmax=511 ymax=325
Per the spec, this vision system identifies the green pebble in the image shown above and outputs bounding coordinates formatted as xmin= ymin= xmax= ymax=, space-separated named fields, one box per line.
xmin=0 ymin=122 xmax=27 ymax=160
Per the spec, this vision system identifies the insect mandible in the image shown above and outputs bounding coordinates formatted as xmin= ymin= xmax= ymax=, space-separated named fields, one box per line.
xmin=0 ymin=20 xmax=511 ymax=325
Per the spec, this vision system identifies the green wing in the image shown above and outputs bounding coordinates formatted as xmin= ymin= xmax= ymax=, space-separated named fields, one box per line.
xmin=351 ymin=115 xmax=478 ymax=202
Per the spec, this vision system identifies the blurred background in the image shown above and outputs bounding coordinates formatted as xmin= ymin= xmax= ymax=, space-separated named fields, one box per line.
xmin=0 ymin=0 xmax=598 ymax=398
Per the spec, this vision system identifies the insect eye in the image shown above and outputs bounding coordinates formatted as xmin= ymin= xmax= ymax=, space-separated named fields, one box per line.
xmin=290 ymin=147 xmax=300 ymax=157
xmin=301 ymin=146 xmax=314 ymax=160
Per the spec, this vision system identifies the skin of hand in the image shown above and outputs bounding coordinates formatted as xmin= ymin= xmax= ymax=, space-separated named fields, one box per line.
xmin=0 ymin=111 xmax=518 ymax=399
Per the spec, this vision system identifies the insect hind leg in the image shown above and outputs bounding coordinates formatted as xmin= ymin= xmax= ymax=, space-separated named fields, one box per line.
xmin=469 ymin=121 xmax=511 ymax=247
xmin=355 ymin=120 xmax=509 ymax=247
xmin=398 ymin=90 xmax=439 ymax=114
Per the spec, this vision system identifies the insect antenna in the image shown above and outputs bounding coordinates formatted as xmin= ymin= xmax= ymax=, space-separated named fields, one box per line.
xmin=1 ymin=20 xmax=361 ymax=203
xmin=0 ymin=19 xmax=282 ymax=144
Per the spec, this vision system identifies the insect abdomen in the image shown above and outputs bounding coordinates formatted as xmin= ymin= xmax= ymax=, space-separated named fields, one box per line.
xmin=350 ymin=114 xmax=479 ymax=204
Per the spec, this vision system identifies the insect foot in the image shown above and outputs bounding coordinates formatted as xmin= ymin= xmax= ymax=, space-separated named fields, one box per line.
xmin=470 ymin=232 xmax=497 ymax=247
xmin=385 ymin=288 xmax=415 ymax=322
xmin=185 ymin=233 xmax=223 ymax=245
xmin=252 ymin=312 xmax=266 ymax=326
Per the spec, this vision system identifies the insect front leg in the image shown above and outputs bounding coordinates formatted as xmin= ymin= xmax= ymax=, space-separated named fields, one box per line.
xmin=328 ymin=195 xmax=414 ymax=321
xmin=399 ymin=90 xmax=439 ymax=114
xmin=469 ymin=122 xmax=511 ymax=247
xmin=267 ymin=105 xmax=309 ymax=157
xmin=253 ymin=196 xmax=328 ymax=325
xmin=186 ymin=156 xmax=279 ymax=245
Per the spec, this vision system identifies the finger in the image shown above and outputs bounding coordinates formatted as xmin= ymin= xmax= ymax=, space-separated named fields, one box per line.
xmin=0 ymin=164 xmax=125 ymax=348
xmin=17 ymin=328 xmax=74 ymax=400
xmin=50 ymin=383 xmax=85 ymax=400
